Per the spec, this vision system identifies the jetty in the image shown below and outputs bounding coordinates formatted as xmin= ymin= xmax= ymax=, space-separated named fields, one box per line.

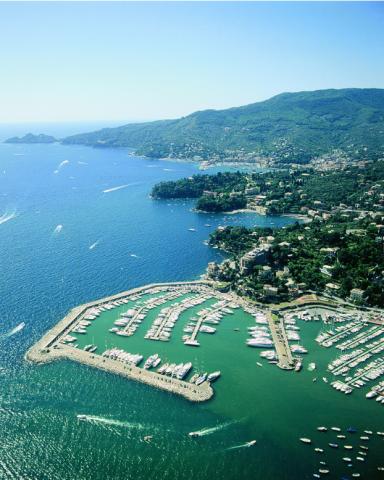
xmin=267 ymin=310 xmax=295 ymax=370
xmin=26 ymin=282 xmax=214 ymax=402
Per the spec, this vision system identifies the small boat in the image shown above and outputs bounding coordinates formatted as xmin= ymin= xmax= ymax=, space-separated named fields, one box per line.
xmin=314 ymin=448 xmax=324 ymax=453
xmin=77 ymin=414 xmax=87 ymax=421
xmin=189 ymin=373 xmax=199 ymax=384
xmin=246 ymin=440 xmax=257 ymax=446
xmin=300 ymin=438 xmax=312 ymax=444
xmin=360 ymin=436 xmax=369 ymax=441
xmin=337 ymin=434 xmax=346 ymax=439
xmin=317 ymin=427 xmax=327 ymax=432
xmin=256 ymin=362 xmax=263 ymax=367
xmin=207 ymin=371 xmax=221 ymax=382
xmin=189 ymin=431 xmax=202 ymax=437
xmin=342 ymin=457 xmax=352 ymax=462
xmin=195 ymin=373 xmax=207 ymax=385
xmin=344 ymin=445 xmax=353 ymax=450
xmin=188 ymin=228 xmax=196 ymax=232
xmin=347 ymin=427 xmax=357 ymax=433
xmin=329 ymin=443 xmax=338 ymax=448
xmin=331 ymin=427 xmax=341 ymax=432
xmin=356 ymin=457 xmax=365 ymax=462
xmin=318 ymin=469 xmax=329 ymax=474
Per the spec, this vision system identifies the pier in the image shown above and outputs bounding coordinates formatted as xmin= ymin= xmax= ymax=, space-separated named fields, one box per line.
xmin=267 ymin=311 xmax=295 ymax=370
xmin=185 ymin=299 xmax=230 ymax=347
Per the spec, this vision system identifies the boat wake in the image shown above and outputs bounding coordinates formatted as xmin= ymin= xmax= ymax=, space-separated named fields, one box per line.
xmin=54 ymin=159 xmax=69 ymax=174
xmin=0 ymin=322 xmax=25 ymax=339
xmin=190 ymin=420 xmax=237 ymax=437
xmin=225 ymin=440 xmax=257 ymax=451
xmin=77 ymin=415 xmax=146 ymax=430
xmin=0 ymin=210 xmax=17 ymax=226
xmin=53 ymin=224 xmax=63 ymax=234
xmin=89 ymin=240 xmax=100 ymax=250
xmin=102 ymin=183 xmax=141 ymax=194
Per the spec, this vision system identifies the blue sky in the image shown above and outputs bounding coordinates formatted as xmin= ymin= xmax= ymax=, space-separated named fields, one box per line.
xmin=0 ymin=1 xmax=383 ymax=123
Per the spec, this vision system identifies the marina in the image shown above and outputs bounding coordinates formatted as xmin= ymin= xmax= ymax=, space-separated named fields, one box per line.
xmin=27 ymin=278 xmax=384 ymax=410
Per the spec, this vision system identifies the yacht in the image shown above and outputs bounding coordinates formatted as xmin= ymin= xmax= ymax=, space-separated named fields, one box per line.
xmin=195 ymin=373 xmax=207 ymax=385
xmin=207 ymin=371 xmax=221 ymax=382
xmin=246 ymin=440 xmax=257 ymax=446
xmin=300 ymin=438 xmax=312 ymax=444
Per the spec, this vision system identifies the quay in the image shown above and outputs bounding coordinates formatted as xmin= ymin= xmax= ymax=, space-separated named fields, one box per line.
xmin=267 ymin=310 xmax=295 ymax=370
xmin=26 ymin=281 xmax=214 ymax=402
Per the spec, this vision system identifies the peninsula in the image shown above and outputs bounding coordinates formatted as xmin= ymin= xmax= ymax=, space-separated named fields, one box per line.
xmin=61 ymin=88 xmax=384 ymax=167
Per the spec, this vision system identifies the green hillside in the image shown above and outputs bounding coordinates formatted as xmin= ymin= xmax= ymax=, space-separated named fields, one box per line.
xmin=62 ymin=88 xmax=384 ymax=164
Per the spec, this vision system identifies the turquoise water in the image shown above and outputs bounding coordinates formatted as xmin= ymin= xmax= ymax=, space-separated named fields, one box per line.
xmin=0 ymin=138 xmax=382 ymax=480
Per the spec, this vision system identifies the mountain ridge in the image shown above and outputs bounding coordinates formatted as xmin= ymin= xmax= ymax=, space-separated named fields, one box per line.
xmin=29 ymin=89 xmax=384 ymax=164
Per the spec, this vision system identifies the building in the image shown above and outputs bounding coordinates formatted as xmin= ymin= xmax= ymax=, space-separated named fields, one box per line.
xmin=320 ymin=265 xmax=334 ymax=277
xmin=263 ymin=284 xmax=279 ymax=300
xmin=325 ymin=283 xmax=341 ymax=295
xmin=239 ymin=244 xmax=271 ymax=274
xmin=349 ymin=288 xmax=365 ymax=304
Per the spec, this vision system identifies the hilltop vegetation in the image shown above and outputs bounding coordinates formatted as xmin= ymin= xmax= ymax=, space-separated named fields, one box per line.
xmin=152 ymin=161 xmax=384 ymax=214
xmin=62 ymin=88 xmax=384 ymax=165
xmin=208 ymin=215 xmax=384 ymax=307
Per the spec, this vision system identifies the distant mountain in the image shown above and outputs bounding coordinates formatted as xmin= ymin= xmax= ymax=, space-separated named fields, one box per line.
xmin=62 ymin=88 xmax=384 ymax=164
xmin=5 ymin=133 xmax=57 ymax=144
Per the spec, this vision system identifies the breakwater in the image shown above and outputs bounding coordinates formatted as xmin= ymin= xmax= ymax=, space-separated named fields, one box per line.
xmin=26 ymin=281 xmax=214 ymax=402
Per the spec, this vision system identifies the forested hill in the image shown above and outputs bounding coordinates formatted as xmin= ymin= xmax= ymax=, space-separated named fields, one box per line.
xmin=62 ymin=88 xmax=384 ymax=165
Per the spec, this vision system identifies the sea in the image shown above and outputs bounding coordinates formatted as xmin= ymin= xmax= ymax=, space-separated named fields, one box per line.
xmin=0 ymin=124 xmax=382 ymax=480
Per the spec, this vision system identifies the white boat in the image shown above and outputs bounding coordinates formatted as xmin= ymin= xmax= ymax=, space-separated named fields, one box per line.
xmin=195 ymin=373 xmax=207 ymax=385
xmin=300 ymin=438 xmax=312 ymax=444
xmin=207 ymin=371 xmax=221 ymax=382
xmin=246 ymin=440 xmax=257 ymax=446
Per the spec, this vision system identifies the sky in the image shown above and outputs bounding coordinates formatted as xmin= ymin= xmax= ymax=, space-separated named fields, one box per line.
xmin=0 ymin=1 xmax=383 ymax=124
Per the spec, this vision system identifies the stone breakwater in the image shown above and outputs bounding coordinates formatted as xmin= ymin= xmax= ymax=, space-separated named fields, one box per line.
xmin=26 ymin=282 xmax=214 ymax=403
